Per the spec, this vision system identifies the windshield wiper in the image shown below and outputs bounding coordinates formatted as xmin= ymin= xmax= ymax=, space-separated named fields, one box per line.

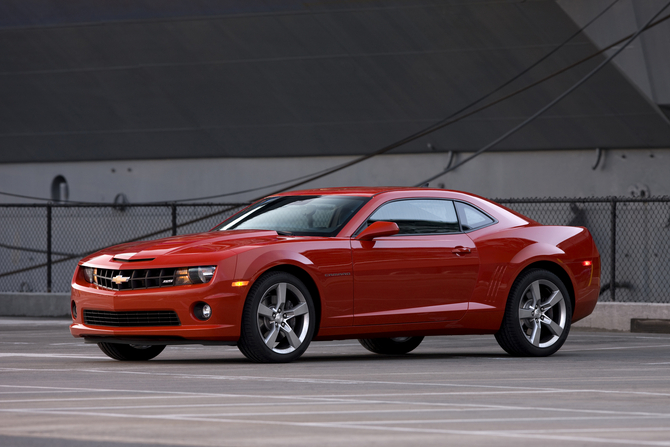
xmin=275 ymin=230 xmax=294 ymax=236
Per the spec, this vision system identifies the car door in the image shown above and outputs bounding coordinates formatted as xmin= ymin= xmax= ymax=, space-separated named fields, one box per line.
xmin=351 ymin=199 xmax=479 ymax=325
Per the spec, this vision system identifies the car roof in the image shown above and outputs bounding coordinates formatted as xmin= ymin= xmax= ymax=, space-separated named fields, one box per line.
xmin=272 ymin=186 xmax=457 ymax=197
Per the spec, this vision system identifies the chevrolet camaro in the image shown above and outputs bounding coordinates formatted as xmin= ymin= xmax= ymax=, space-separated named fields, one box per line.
xmin=70 ymin=188 xmax=600 ymax=362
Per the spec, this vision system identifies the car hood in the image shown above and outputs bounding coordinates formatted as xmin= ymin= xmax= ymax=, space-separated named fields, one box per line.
xmin=81 ymin=230 xmax=281 ymax=263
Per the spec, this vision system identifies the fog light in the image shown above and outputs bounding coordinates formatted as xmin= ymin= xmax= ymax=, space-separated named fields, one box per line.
xmin=71 ymin=301 xmax=77 ymax=320
xmin=194 ymin=302 xmax=212 ymax=321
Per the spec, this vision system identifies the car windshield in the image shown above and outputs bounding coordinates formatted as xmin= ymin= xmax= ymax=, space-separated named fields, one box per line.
xmin=215 ymin=195 xmax=369 ymax=237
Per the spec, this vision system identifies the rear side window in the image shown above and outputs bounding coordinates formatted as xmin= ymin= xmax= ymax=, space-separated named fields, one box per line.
xmin=367 ymin=199 xmax=460 ymax=234
xmin=455 ymin=202 xmax=495 ymax=231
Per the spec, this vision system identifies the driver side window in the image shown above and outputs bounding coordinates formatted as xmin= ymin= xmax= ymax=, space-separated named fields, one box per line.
xmin=367 ymin=199 xmax=460 ymax=234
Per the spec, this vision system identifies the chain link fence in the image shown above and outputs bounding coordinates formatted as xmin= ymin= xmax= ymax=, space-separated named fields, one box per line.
xmin=1 ymin=198 xmax=669 ymax=302
xmin=0 ymin=203 xmax=248 ymax=293
xmin=497 ymin=197 xmax=670 ymax=304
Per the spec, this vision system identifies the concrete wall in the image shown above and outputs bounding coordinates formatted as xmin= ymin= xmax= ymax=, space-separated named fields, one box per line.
xmin=1 ymin=148 xmax=669 ymax=204
xmin=0 ymin=292 xmax=70 ymax=317
xmin=573 ymin=302 xmax=670 ymax=332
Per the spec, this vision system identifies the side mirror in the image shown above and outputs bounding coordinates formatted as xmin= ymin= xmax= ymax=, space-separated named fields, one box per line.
xmin=356 ymin=221 xmax=399 ymax=241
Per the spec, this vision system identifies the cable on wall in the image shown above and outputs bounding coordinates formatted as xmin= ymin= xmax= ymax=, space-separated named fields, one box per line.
xmin=412 ymin=0 xmax=670 ymax=187
xmin=5 ymin=3 xmax=669 ymax=205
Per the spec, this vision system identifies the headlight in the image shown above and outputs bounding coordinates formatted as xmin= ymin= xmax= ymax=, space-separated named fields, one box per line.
xmin=83 ymin=267 xmax=95 ymax=283
xmin=175 ymin=266 xmax=216 ymax=285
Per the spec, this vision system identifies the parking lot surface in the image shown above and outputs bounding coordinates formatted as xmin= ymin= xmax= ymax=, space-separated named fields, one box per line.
xmin=1 ymin=318 xmax=670 ymax=447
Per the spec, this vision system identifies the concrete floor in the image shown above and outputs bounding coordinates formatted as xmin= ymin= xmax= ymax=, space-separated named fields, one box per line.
xmin=1 ymin=318 xmax=670 ymax=447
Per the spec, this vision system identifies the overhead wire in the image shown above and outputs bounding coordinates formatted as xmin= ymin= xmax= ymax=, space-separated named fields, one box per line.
xmin=5 ymin=4 xmax=670 ymax=204
xmin=3 ymin=3 xmax=668 ymax=278
xmin=413 ymin=0 xmax=670 ymax=187
xmin=0 ymin=163 xmax=345 ymax=204
xmin=0 ymin=0 xmax=623 ymax=204
xmin=252 ymin=0 xmax=626 ymax=200
xmin=175 ymin=0 xmax=623 ymax=203
xmin=0 ymin=190 xmax=92 ymax=203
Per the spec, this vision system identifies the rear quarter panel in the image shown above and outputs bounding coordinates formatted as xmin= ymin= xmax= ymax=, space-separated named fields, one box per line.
xmin=464 ymin=224 xmax=600 ymax=331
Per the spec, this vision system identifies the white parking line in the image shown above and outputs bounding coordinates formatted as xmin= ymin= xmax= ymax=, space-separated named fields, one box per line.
xmin=0 ymin=407 xmax=487 ymax=415
xmin=3 ymin=384 xmax=670 ymax=420
xmin=49 ymin=343 xmax=97 ymax=346
xmin=297 ymin=415 xmax=669 ymax=425
xmin=0 ymin=401 xmax=358 ymax=410
xmin=570 ymin=333 xmax=670 ymax=340
xmin=2 ymin=381 xmax=669 ymax=445
xmin=563 ymin=344 xmax=670 ymax=352
xmin=2 ymin=367 xmax=670 ymax=398
xmin=0 ymin=353 xmax=106 ymax=359
xmin=303 ymin=422 xmax=670 ymax=446
xmin=2 ymin=407 xmax=669 ymax=446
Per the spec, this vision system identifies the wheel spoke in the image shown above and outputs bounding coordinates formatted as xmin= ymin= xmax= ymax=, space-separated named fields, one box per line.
xmin=281 ymin=324 xmax=301 ymax=349
xmin=286 ymin=302 xmax=308 ymax=319
xmin=542 ymin=316 xmax=563 ymax=337
xmin=275 ymin=283 xmax=287 ymax=309
xmin=530 ymin=320 xmax=541 ymax=347
xmin=530 ymin=280 xmax=542 ymax=307
xmin=518 ymin=308 xmax=534 ymax=319
xmin=542 ymin=290 xmax=563 ymax=311
xmin=263 ymin=325 xmax=280 ymax=348
xmin=258 ymin=304 xmax=274 ymax=318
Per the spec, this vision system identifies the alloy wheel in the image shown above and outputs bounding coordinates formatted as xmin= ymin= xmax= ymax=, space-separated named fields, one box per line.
xmin=256 ymin=282 xmax=310 ymax=354
xmin=517 ymin=279 xmax=567 ymax=349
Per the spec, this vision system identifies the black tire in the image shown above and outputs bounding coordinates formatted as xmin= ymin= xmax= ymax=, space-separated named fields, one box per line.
xmin=97 ymin=343 xmax=165 ymax=361
xmin=495 ymin=269 xmax=572 ymax=357
xmin=358 ymin=336 xmax=424 ymax=355
xmin=238 ymin=271 xmax=316 ymax=363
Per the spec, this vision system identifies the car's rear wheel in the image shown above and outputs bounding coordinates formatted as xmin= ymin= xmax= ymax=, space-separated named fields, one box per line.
xmin=97 ymin=343 xmax=165 ymax=361
xmin=358 ymin=336 xmax=424 ymax=355
xmin=495 ymin=269 xmax=572 ymax=357
xmin=238 ymin=271 xmax=315 ymax=363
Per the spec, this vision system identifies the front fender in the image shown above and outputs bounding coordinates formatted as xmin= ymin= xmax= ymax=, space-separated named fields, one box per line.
xmin=235 ymin=249 xmax=316 ymax=283
xmin=230 ymin=242 xmax=355 ymax=328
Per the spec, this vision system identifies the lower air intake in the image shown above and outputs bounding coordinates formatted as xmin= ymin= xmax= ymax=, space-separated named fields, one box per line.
xmin=83 ymin=310 xmax=181 ymax=327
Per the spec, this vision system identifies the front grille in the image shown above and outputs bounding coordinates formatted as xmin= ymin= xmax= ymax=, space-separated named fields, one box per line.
xmin=83 ymin=310 xmax=181 ymax=327
xmin=91 ymin=268 xmax=177 ymax=291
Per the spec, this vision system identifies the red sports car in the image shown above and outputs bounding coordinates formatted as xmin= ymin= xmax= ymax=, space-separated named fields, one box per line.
xmin=70 ymin=188 xmax=600 ymax=362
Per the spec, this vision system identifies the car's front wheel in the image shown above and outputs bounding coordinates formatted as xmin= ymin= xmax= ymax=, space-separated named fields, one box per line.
xmin=238 ymin=271 xmax=315 ymax=363
xmin=358 ymin=336 xmax=424 ymax=355
xmin=495 ymin=269 xmax=572 ymax=357
xmin=97 ymin=343 xmax=165 ymax=361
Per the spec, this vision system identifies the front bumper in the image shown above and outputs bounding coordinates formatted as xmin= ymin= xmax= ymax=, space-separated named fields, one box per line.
xmin=70 ymin=281 xmax=246 ymax=343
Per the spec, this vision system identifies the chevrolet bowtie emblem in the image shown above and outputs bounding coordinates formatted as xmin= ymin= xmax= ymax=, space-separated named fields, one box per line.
xmin=111 ymin=275 xmax=130 ymax=285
